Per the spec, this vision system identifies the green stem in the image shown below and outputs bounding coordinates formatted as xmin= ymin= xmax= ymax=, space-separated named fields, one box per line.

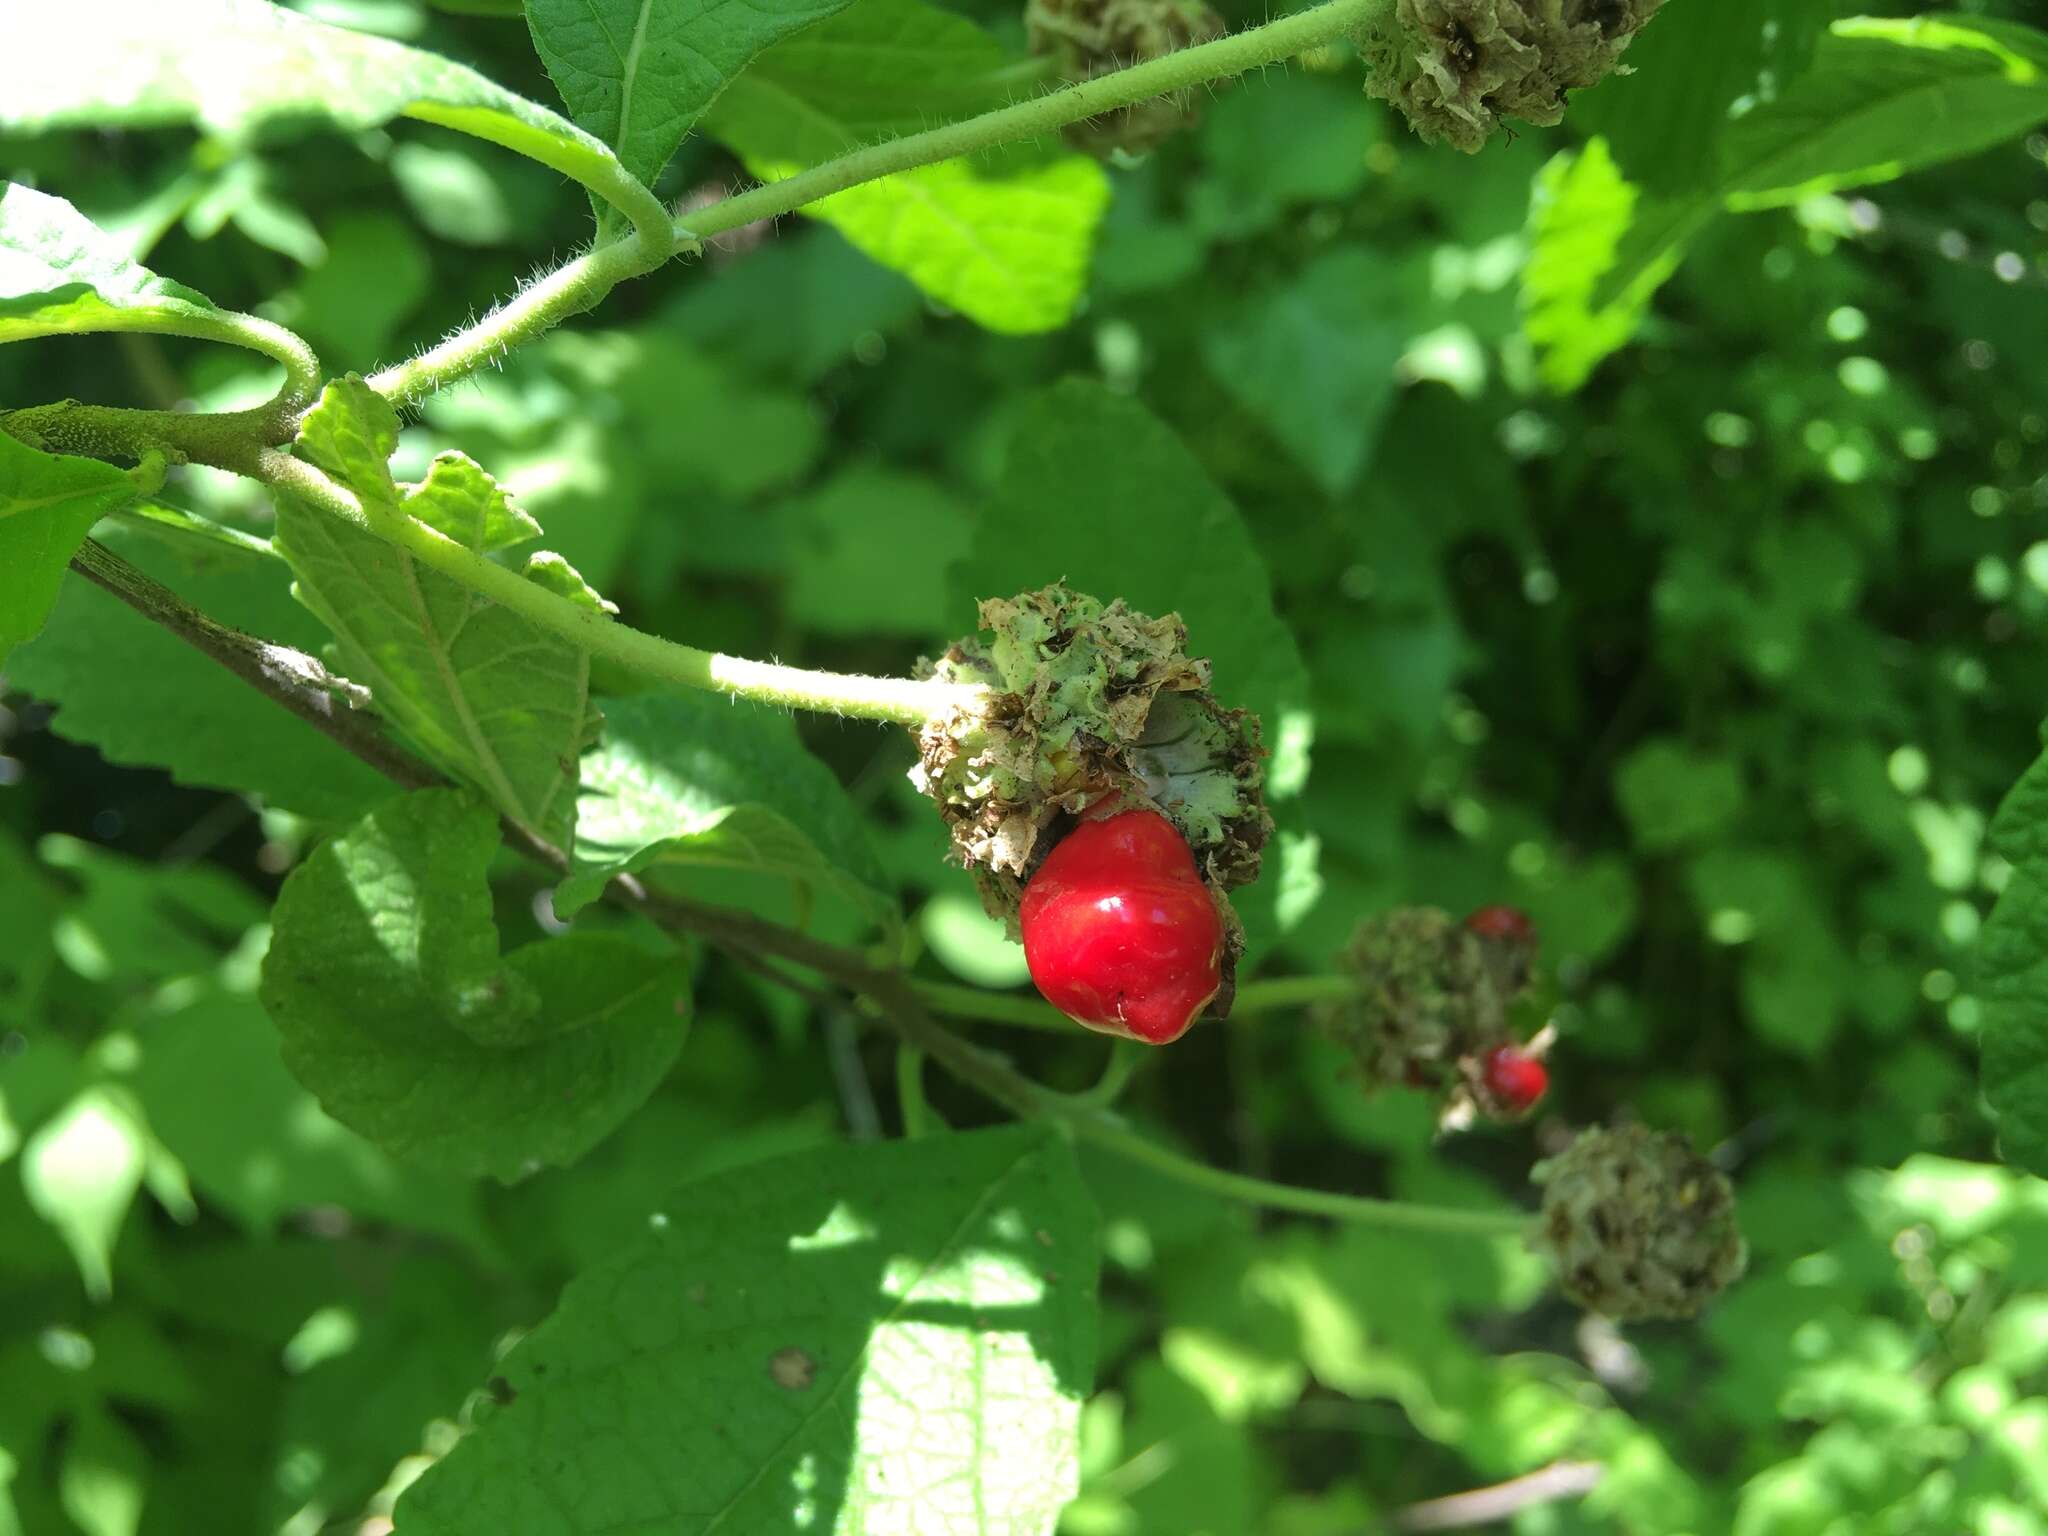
xmin=871 ymin=975 xmax=1524 ymax=1239
xmin=1070 ymin=1115 xmax=1532 ymax=1238
xmin=363 ymin=235 xmax=657 ymax=407
xmin=911 ymin=979 xmax=1071 ymax=1031
xmin=1235 ymin=974 xmax=1361 ymax=1015
xmin=895 ymin=1045 xmax=944 ymax=1138
xmin=1067 ymin=1039 xmax=1147 ymax=1109
xmin=1 ymin=308 xmax=323 ymax=468
xmin=362 ymin=0 xmax=1391 ymax=407
xmin=257 ymin=450 xmax=990 ymax=725
xmin=682 ymin=0 xmax=1390 ymax=250
xmin=912 ymin=973 xmax=1360 ymax=1030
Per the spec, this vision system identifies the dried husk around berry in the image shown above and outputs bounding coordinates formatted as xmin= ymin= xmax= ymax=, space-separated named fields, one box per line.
xmin=910 ymin=584 xmax=1269 ymax=988
xmin=1359 ymin=0 xmax=1668 ymax=153
xmin=1530 ymin=1123 xmax=1747 ymax=1321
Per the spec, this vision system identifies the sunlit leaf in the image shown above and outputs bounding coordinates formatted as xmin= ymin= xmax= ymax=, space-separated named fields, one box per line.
xmin=703 ymin=0 xmax=1107 ymax=333
xmin=394 ymin=1126 xmax=1098 ymax=1536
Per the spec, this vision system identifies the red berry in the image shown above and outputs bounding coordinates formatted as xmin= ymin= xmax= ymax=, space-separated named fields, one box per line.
xmin=1465 ymin=904 xmax=1535 ymax=944
xmin=1019 ymin=809 xmax=1224 ymax=1045
xmin=1483 ymin=1044 xmax=1549 ymax=1114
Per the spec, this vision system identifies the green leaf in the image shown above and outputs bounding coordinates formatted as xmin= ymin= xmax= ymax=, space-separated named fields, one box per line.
xmin=278 ymin=379 xmax=597 ymax=848
xmin=1981 ymin=749 xmax=2048 ymax=1177
xmin=405 ymin=452 xmax=543 ymax=553
xmin=703 ymin=0 xmax=1108 ymax=334
xmin=7 ymin=522 xmax=393 ymax=821
xmin=558 ymin=692 xmax=897 ymax=934
xmin=57 ymin=1407 xmax=147 ymax=1536
xmin=1614 ymin=739 xmax=1745 ymax=853
xmin=2 ymin=0 xmax=659 ymax=227
xmin=22 ymin=1088 xmax=151 ymax=1299
xmin=1521 ymin=138 xmax=1683 ymax=393
xmin=1570 ymin=0 xmax=1833 ymax=194
xmin=393 ymin=1125 xmax=1099 ymax=1535
xmin=0 ymin=183 xmax=224 ymax=343
xmin=1590 ymin=15 xmax=2048 ymax=313
xmin=0 ymin=434 xmax=138 ymax=669
xmin=131 ymin=981 xmax=490 ymax=1245
xmin=39 ymin=833 xmax=268 ymax=986
xmin=1188 ymin=72 xmax=1379 ymax=242
xmin=786 ymin=466 xmax=974 ymax=637
xmin=524 ymin=0 xmax=859 ymax=191
xmin=259 ymin=788 xmax=690 ymax=1180
xmin=1717 ymin=16 xmax=2048 ymax=213
xmin=1200 ymin=249 xmax=1416 ymax=497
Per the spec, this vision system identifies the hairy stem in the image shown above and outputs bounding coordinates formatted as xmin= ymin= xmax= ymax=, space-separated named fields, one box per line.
xmin=362 ymin=0 xmax=1392 ymax=406
xmin=364 ymin=235 xmax=661 ymax=407
xmin=257 ymin=449 xmax=990 ymax=725
xmin=683 ymin=0 xmax=1391 ymax=248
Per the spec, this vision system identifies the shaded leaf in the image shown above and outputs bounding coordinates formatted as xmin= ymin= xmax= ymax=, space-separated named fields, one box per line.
xmin=7 ymin=521 xmax=393 ymax=821
xmin=259 ymin=788 xmax=690 ymax=1180
xmin=1981 ymin=749 xmax=2048 ymax=1177
xmin=1201 ymin=248 xmax=1415 ymax=497
xmin=558 ymin=692 xmax=896 ymax=934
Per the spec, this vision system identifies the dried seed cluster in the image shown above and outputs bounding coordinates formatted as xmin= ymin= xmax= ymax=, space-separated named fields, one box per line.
xmin=1319 ymin=905 xmax=1544 ymax=1126
xmin=1530 ymin=1123 xmax=1747 ymax=1321
xmin=1360 ymin=0 xmax=1668 ymax=152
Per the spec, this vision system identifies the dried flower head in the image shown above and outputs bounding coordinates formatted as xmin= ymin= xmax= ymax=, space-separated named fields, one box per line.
xmin=1360 ymin=0 xmax=1668 ymax=152
xmin=1530 ymin=1123 xmax=1747 ymax=1321
xmin=911 ymin=583 xmax=1269 ymax=935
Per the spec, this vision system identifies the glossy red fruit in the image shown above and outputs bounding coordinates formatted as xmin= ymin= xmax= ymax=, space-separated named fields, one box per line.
xmin=1483 ymin=1044 xmax=1550 ymax=1114
xmin=1020 ymin=809 xmax=1224 ymax=1044
xmin=1465 ymin=904 xmax=1535 ymax=944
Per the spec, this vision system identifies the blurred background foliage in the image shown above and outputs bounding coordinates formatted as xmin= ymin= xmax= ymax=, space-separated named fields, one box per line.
xmin=6 ymin=0 xmax=2048 ymax=1530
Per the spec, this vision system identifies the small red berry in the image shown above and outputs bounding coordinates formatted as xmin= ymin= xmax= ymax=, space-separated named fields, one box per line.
xmin=1483 ymin=1044 xmax=1549 ymax=1114
xmin=1466 ymin=904 xmax=1535 ymax=943
xmin=1019 ymin=809 xmax=1224 ymax=1045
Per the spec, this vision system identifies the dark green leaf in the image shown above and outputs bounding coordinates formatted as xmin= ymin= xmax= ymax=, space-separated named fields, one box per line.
xmin=259 ymin=788 xmax=690 ymax=1179
xmin=7 ymin=521 xmax=393 ymax=821
xmin=1981 ymin=749 xmax=2048 ymax=1177
xmin=0 ymin=434 xmax=138 ymax=668
xmin=1201 ymin=249 xmax=1416 ymax=496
